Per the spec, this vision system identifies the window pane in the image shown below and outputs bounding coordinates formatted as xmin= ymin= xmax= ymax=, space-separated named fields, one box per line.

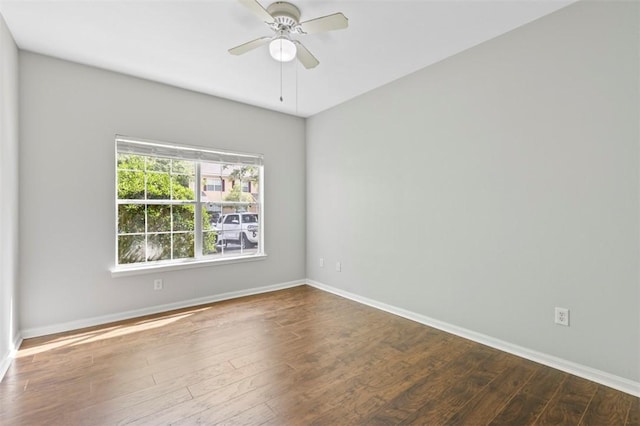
xmin=172 ymin=159 xmax=194 ymax=175
xmin=146 ymin=157 xmax=170 ymax=173
xmin=117 ymin=154 xmax=145 ymax=171
xmin=118 ymin=170 xmax=145 ymax=199
xmin=201 ymin=206 xmax=213 ymax=230
xmin=205 ymin=203 xmax=223 ymax=225
xmin=172 ymin=175 xmax=195 ymax=201
xmin=147 ymin=205 xmax=171 ymax=232
xmin=147 ymin=233 xmax=171 ymax=261
xmin=118 ymin=235 xmax=145 ymax=264
xmin=202 ymin=230 xmax=218 ymax=255
xmin=173 ymin=232 xmax=195 ymax=259
xmin=173 ymin=205 xmax=195 ymax=231
xmin=118 ymin=204 xmax=145 ymax=233
xmin=223 ymin=163 xmax=242 ymax=176
xmin=147 ymin=172 xmax=171 ymax=200
xmin=172 ymin=160 xmax=195 ymax=202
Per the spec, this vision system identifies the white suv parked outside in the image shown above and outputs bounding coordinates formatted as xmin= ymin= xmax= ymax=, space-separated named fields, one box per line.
xmin=214 ymin=212 xmax=259 ymax=249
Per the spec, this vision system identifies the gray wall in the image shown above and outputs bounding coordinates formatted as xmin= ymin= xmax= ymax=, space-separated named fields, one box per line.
xmin=0 ymin=12 xmax=19 ymax=375
xmin=19 ymin=52 xmax=306 ymax=332
xmin=306 ymin=1 xmax=639 ymax=382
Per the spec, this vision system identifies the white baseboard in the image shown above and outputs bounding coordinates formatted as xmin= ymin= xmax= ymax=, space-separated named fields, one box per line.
xmin=21 ymin=279 xmax=306 ymax=339
xmin=0 ymin=332 xmax=23 ymax=383
xmin=307 ymin=279 xmax=640 ymax=398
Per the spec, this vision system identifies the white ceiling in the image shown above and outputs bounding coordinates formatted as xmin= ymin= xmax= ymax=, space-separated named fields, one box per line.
xmin=0 ymin=0 xmax=575 ymax=117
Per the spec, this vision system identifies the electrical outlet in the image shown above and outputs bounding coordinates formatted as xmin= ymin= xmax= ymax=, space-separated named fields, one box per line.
xmin=555 ymin=307 xmax=569 ymax=326
xmin=336 ymin=262 xmax=341 ymax=272
xmin=154 ymin=279 xmax=163 ymax=291
xmin=319 ymin=258 xmax=324 ymax=267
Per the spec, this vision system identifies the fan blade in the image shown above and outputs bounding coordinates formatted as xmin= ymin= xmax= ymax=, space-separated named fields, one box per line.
xmin=298 ymin=12 xmax=348 ymax=34
xmin=237 ymin=0 xmax=274 ymax=23
xmin=294 ymin=41 xmax=319 ymax=69
xmin=229 ymin=36 xmax=271 ymax=55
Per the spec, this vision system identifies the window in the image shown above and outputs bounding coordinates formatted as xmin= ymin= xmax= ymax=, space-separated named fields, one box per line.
xmin=205 ymin=177 xmax=223 ymax=192
xmin=115 ymin=136 xmax=263 ymax=271
xmin=242 ymin=181 xmax=251 ymax=193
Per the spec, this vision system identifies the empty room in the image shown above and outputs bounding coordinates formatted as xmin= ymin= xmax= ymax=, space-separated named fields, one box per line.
xmin=0 ymin=0 xmax=638 ymax=424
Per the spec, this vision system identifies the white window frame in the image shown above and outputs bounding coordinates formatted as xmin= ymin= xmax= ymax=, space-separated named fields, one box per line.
xmin=112 ymin=135 xmax=265 ymax=277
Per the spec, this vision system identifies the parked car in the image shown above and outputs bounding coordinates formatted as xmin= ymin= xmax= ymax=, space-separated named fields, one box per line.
xmin=214 ymin=212 xmax=259 ymax=249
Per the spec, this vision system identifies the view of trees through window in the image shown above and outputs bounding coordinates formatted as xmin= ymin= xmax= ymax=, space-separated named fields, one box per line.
xmin=116 ymin=140 xmax=263 ymax=268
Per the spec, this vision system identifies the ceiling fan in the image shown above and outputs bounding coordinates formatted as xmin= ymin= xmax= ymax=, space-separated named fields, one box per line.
xmin=229 ymin=0 xmax=349 ymax=69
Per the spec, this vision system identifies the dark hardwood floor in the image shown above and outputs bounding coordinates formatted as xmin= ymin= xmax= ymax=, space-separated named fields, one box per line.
xmin=1 ymin=285 xmax=638 ymax=425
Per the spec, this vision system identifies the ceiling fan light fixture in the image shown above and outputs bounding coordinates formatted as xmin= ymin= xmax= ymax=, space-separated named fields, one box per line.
xmin=269 ymin=36 xmax=297 ymax=62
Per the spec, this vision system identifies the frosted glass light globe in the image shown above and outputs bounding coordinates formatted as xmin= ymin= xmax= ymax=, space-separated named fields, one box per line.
xmin=269 ymin=37 xmax=297 ymax=62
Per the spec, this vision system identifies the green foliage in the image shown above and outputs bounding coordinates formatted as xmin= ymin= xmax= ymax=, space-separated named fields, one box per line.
xmin=223 ymin=183 xmax=254 ymax=204
xmin=225 ymin=165 xmax=259 ymax=183
xmin=117 ymin=154 xmax=216 ymax=264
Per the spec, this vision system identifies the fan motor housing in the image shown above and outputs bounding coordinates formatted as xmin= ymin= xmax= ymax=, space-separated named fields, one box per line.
xmin=267 ymin=1 xmax=301 ymax=27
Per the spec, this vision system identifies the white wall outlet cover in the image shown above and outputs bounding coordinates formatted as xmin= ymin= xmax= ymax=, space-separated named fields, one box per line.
xmin=555 ymin=307 xmax=569 ymax=326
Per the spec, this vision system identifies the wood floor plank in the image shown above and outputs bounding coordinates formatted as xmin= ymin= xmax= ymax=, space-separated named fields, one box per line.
xmin=132 ymin=365 xmax=295 ymax=425
xmin=266 ymin=340 xmax=405 ymax=423
xmin=177 ymin=378 xmax=294 ymax=425
xmin=0 ymin=406 xmax=67 ymax=426
xmin=229 ymin=308 xmax=398 ymax=371
xmin=405 ymin=350 xmax=512 ymax=424
xmin=489 ymin=367 xmax=568 ymax=425
xmin=580 ymin=386 xmax=633 ymax=425
xmin=64 ymin=385 xmax=192 ymax=425
xmin=64 ymin=381 xmax=189 ymax=423
xmin=1 ymin=285 xmax=637 ymax=426
xmin=367 ymin=344 xmax=496 ymax=424
xmin=534 ymin=375 xmax=599 ymax=425
xmin=308 ymin=335 xmax=476 ymax=425
xmin=444 ymin=356 xmax=539 ymax=425
xmin=90 ymin=373 xmax=157 ymax=399
xmin=187 ymin=362 xmax=293 ymax=399
xmin=627 ymin=396 xmax=640 ymax=426
xmin=143 ymin=323 xmax=298 ymax=365
xmin=86 ymin=386 xmax=192 ymax=425
xmin=224 ymin=402 xmax=277 ymax=425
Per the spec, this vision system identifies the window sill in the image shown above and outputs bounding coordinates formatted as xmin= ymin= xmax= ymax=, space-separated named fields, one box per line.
xmin=110 ymin=253 xmax=268 ymax=278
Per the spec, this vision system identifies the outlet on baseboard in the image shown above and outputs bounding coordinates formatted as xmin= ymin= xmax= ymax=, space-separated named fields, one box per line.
xmin=555 ymin=307 xmax=569 ymax=326
xmin=154 ymin=279 xmax=163 ymax=291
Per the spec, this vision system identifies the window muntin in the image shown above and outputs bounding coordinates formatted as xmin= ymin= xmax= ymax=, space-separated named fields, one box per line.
xmin=115 ymin=136 xmax=263 ymax=270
